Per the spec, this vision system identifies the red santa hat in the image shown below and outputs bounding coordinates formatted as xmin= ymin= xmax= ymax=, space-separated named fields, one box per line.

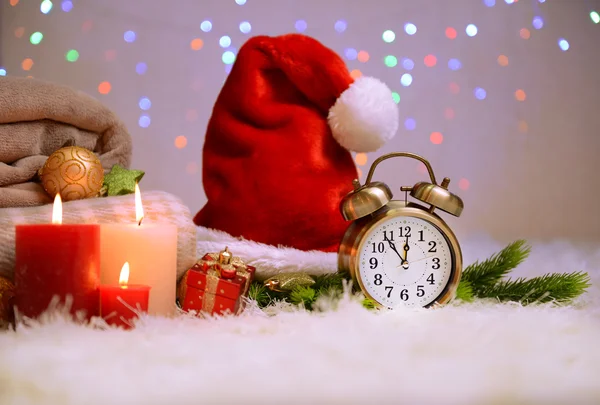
xmin=194 ymin=34 xmax=399 ymax=280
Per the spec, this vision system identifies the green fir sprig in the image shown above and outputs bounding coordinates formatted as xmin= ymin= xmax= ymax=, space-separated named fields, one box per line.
xmin=247 ymin=240 xmax=590 ymax=310
xmin=461 ymin=240 xmax=531 ymax=295
xmin=455 ymin=280 xmax=474 ymax=302
xmin=475 ymin=272 xmax=591 ymax=305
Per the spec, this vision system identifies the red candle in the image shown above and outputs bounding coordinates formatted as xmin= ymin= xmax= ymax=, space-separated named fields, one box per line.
xmin=14 ymin=195 xmax=101 ymax=321
xmin=99 ymin=262 xmax=150 ymax=329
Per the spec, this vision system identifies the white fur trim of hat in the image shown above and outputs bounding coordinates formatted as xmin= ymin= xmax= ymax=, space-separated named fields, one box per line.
xmin=194 ymin=226 xmax=338 ymax=282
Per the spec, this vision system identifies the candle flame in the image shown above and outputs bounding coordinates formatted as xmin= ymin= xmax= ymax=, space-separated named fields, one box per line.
xmin=52 ymin=194 xmax=62 ymax=225
xmin=119 ymin=262 xmax=130 ymax=286
xmin=135 ymin=182 xmax=144 ymax=226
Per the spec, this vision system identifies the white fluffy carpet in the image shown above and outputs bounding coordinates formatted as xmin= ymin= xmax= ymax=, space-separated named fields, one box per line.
xmin=1 ymin=237 xmax=599 ymax=405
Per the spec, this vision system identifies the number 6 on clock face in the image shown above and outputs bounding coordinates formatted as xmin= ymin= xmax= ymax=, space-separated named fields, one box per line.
xmin=357 ymin=216 xmax=456 ymax=308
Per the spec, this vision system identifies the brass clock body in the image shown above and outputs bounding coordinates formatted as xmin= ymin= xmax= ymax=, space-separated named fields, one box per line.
xmin=338 ymin=152 xmax=464 ymax=309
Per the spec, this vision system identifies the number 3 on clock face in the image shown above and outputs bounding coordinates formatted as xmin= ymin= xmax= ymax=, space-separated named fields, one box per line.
xmin=358 ymin=216 xmax=455 ymax=308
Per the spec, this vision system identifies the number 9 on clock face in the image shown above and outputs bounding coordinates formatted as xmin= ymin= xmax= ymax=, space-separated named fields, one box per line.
xmin=358 ymin=216 xmax=456 ymax=308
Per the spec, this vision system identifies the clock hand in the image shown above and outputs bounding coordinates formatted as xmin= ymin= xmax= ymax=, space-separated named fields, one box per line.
xmin=403 ymin=236 xmax=410 ymax=261
xmin=386 ymin=239 xmax=405 ymax=263
xmin=403 ymin=255 xmax=437 ymax=265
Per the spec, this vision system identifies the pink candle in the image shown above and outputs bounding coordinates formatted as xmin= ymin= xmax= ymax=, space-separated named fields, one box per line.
xmin=100 ymin=183 xmax=177 ymax=316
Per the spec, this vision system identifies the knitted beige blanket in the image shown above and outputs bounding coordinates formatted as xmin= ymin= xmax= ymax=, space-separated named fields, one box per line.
xmin=0 ymin=76 xmax=132 ymax=208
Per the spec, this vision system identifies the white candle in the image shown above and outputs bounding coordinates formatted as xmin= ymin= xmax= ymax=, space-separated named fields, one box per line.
xmin=100 ymin=184 xmax=178 ymax=316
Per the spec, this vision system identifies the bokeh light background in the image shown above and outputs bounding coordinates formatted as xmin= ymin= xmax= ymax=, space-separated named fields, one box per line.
xmin=1 ymin=0 xmax=600 ymax=243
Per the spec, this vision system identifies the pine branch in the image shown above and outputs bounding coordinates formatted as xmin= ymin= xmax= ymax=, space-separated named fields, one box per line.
xmin=362 ymin=298 xmax=377 ymax=309
xmin=289 ymin=286 xmax=316 ymax=309
xmin=476 ymin=271 xmax=591 ymax=305
xmin=462 ymin=240 xmax=531 ymax=294
xmin=313 ymin=272 xmax=351 ymax=292
xmin=456 ymin=280 xmax=474 ymax=302
xmin=247 ymin=282 xmax=272 ymax=308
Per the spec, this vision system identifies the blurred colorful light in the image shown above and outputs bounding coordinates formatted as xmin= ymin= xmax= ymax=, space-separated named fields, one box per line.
xmin=219 ymin=36 xmax=232 ymax=48
xmin=448 ymin=58 xmax=462 ymax=70
xmin=295 ymin=20 xmax=307 ymax=32
xmin=235 ymin=0 xmax=246 ymax=4
xmin=497 ymin=54 xmax=509 ymax=66
xmin=30 ymin=32 xmax=43 ymax=45
xmin=21 ymin=58 xmax=34 ymax=71
xmin=175 ymin=136 xmax=188 ymax=149
xmin=124 ymin=31 xmax=136 ymax=43
xmin=532 ymin=16 xmax=544 ymax=29
xmin=430 ymin=132 xmax=443 ymax=145
xmin=484 ymin=0 xmax=495 ymax=6
xmin=404 ymin=118 xmax=416 ymax=130
xmin=382 ymin=30 xmax=395 ymax=43
xmin=391 ymin=92 xmax=400 ymax=104
xmin=61 ymin=0 xmax=72 ymax=12
xmin=466 ymin=24 xmax=478 ymax=37
xmin=344 ymin=48 xmax=357 ymax=60
xmin=139 ymin=97 xmax=151 ymax=110
xmin=458 ymin=178 xmax=470 ymax=191
xmin=590 ymin=11 xmax=599 ymax=24
xmin=445 ymin=27 xmax=457 ymax=39
xmin=400 ymin=73 xmax=413 ymax=87
xmin=139 ymin=115 xmax=151 ymax=128
xmin=0 ymin=68 xmax=6 ymax=76
xmin=239 ymin=21 xmax=252 ymax=34
xmin=190 ymin=38 xmax=204 ymax=50
xmin=222 ymin=51 xmax=236 ymax=64
xmin=98 ymin=81 xmax=111 ymax=95
xmin=350 ymin=69 xmax=362 ymax=79
xmin=200 ymin=21 xmax=212 ymax=32
xmin=424 ymin=55 xmax=437 ymax=67
xmin=40 ymin=0 xmax=52 ymax=14
xmin=65 ymin=49 xmax=79 ymax=62
xmin=515 ymin=89 xmax=526 ymax=101
xmin=404 ymin=23 xmax=417 ymax=35
xmin=474 ymin=87 xmax=487 ymax=100
xmin=558 ymin=38 xmax=570 ymax=51
xmin=136 ymin=62 xmax=147 ymax=75
xmin=334 ymin=20 xmax=347 ymax=33
xmin=384 ymin=55 xmax=398 ymax=67
xmin=402 ymin=58 xmax=414 ymax=70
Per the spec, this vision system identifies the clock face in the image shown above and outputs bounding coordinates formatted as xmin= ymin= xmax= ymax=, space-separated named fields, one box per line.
xmin=357 ymin=216 xmax=455 ymax=308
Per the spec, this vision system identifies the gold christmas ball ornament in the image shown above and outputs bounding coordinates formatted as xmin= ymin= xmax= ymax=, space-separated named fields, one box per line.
xmin=39 ymin=146 xmax=104 ymax=201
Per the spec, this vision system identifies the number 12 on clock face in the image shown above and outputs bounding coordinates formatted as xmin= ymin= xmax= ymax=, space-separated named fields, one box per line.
xmin=358 ymin=216 xmax=455 ymax=308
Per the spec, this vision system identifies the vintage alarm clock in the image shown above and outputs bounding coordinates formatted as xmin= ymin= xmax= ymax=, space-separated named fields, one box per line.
xmin=338 ymin=152 xmax=464 ymax=309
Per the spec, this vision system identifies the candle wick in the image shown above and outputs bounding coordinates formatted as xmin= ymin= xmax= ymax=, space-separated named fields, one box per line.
xmin=138 ymin=216 xmax=144 ymax=226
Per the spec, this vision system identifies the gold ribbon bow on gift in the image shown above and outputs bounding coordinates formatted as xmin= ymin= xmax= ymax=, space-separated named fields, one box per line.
xmin=205 ymin=247 xmax=252 ymax=294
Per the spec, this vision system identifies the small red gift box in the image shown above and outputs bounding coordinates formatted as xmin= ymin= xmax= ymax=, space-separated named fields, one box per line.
xmin=178 ymin=247 xmax=256 ymax=316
